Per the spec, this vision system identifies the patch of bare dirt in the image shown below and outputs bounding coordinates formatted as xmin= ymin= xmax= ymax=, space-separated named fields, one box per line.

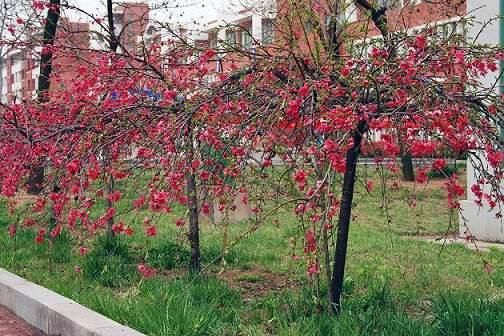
xmin=216 ymin=268 xmax=300 ymax=301
xmin=159 ymin=266 xmax=301 ymax=301
xmin=8 ymin=192 xmax=37 ymax=208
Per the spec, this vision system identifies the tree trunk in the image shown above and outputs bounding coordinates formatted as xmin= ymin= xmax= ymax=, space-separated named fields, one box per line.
xmin=400 ymin=153 xmax=415 ymax=182
xmin=398 ymin=129 xmax=415 ymax=181
xmin=103 ymin=0 xmax=118 ymax=240
xmin=106 ymin=171 xmax=115 ymax=239
xmin=330 ymin=120 xmax=367 ymax=314
xmin=185 ymin=126 xmax=200 ymax=273
xmin=27 ymin=0 xmax=60 ymax=195
xmin=26 ymin=168 xmax=45 ymax=194
xmin=106 ymin=0 xmax=119 ymax=52
xmin=186 ymin=170 xmax=200 ymax=273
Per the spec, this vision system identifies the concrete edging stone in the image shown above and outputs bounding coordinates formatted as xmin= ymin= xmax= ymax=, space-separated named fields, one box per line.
xmin=0 ymin=268 xmax=146 ymax=336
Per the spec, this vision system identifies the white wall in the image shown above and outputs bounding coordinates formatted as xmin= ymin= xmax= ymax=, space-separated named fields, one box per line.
xmin=460 ymin=1 xmax=504 ymax=241
xmin=467 ymin=0 xmax=500 ymax=88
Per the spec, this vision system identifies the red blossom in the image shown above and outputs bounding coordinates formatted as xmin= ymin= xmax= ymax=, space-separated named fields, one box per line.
xmin=105 ymin=207 xmax=116 ymax=219
xmin=298 ymin=84 xmax=310 ymax=97
xmin=294 ymin=170 xmax=308 ymax=190
xmin=111 ymin=170 xmax=128 ymax=180
xmin=87 ymin=167 xmax=100 ymax=180
xmin=366 ymin=181 xmax=374 ymax=193
xmin=416 ymin=168 xmax=428 ymax=184
xmin=133 ymin=195 xmax=146 ymax=209
xmin=8 ymin=225 xmax=16 ymax=238
xmin=66 ymin=160 xmax=80 ymax=175
xmin=112 ymin=222 xmax=125 ymax=234
xmin=175 ymin=218 xmax=185 ymax=227
xmin=35 ymin=229 xmax=46 ymax=244
xmin=145 ymin=225 xmax=157 ymax=237
xmin=432 ymin=159 xmax=446 ymax=171
xmin=487 ymin=149 xmax=504 ymax=168
xmin=124 ymin=226 xmax=134 ymax=236
xmin=304 ymin=230 xmax=317 ymax=254
xmin=415 ymin=34 xmax=427 ymax=49
xmin=307 ymin=262 xmax=320 ymax=276
xmin=340 ymin=66 xmax=351 ymax=77
xmin=137 ymin=263 xmax=156 ymax=278
xmin=79 ymin=246 xmax=88 ymax=256
xmin=107 ymin=191 xmax=122 ymax=203
xmin=202 ymin=202 xmax=211 ymax=215
xmin=50 ymin=225 xmax=62 ymax=238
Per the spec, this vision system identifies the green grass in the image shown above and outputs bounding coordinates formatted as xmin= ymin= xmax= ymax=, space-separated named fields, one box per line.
xmin=1 ymin=169 xmax=504 ymax=335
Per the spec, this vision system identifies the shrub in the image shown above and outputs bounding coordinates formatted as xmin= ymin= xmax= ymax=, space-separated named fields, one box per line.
xmin=145 ymin=240 xmax=239 ymax=270
xmin=51 ymin=230 xmax=72 ymax=263
xmin=428 ymin=164 xmax=458 ymax=179
xmin=83 ymin=236 xmax=137 ymax=287
xmin=432 ymin=292 xmax=504 ymax=336
xmin=145 ymin=240 xmax=191 ymax=270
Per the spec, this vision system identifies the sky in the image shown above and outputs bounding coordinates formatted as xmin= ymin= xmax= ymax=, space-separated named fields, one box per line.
xmin=67 ymin=0 xmax=233 ymax=29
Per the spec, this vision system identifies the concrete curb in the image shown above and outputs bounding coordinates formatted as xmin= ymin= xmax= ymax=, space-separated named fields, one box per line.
xmin=0 ymin=268 xmax=146 ymax=336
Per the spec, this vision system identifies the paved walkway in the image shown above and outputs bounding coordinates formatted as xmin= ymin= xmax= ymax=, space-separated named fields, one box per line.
xmin=0 ymin=306 xmax=44 ymax=336
xmin=408 ymin=235 xmax=504 ymax=252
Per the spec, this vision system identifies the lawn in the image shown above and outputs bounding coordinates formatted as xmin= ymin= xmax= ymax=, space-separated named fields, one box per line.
xmin=1 ymin=166 xmax=504 ymax=335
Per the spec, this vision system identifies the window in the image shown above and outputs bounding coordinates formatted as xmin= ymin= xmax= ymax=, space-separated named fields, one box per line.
xmin=349 ymin=36 xmax=384 ymax=59
xmin=242 ymin=31 xmax=253 ymax=50
xmin=13 ymin=72 xmax=21 ymax=84
xmin=225 ymin=30 xmax=236 ymax=46
xmin=434 ymin=20 xmax=466 ymax=46
xmin=330 ymin=2 xmax=358 ymax=28
xmin=216 ymin=56 xmax=222 ymax=72
xmin=346 ymin=2 xmax=358 ymax=23
xmin=262 ymin=19 xmax=274 ymax=44
xmin=436 ymin=21 xmax=465 ymax=39
xmin=209 ymin=35 xmax=218 ymax=49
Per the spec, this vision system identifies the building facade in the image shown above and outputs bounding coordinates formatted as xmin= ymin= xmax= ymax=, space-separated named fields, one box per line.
xmin=200 ymin=0 xmax=466 ymax=75
xmin=0 ymin=2 xmax=151 ymax=104
xmin=0 ymin=19 xmax=90 ymax=104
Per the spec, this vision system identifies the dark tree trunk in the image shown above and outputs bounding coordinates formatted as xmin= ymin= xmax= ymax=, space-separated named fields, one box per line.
xmin=401 ymin=153 xmax=415 ymax=182
xmin=185 ymin=126 xmax=200 ymax=273
xmin=27 ymin=0 xmax=60 ymax=195
xmin=102 ymin=0 xmax=118 ymax=240
xmin=330 ymin=120 xmax=367 ymax=314
xmin=26 ymin=168 xmax=45 ymax=194
xmin=37 ymin=0 xmax=60 ymax=99
xmin=106 ymin=0 xmax=119 ymax=52
xmin=186 ymin=171 xmax=201 ymax=273
xmin=398 ymin=128 xmax=415 ymax=182
xmin=106 ymin=171 xmax=115 ymax=239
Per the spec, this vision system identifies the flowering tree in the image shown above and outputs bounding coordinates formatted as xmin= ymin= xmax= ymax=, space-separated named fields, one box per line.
xmin=1 ymin=0 xmax=503 ymax=315
xmin=200 ymin=0 xmax=502 ymax=312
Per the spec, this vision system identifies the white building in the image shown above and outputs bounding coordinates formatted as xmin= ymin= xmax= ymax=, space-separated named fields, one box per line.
xmin=0 ymin=48 xmax=40 ymax=104
xmin=459 ymin=0 xmax=504 ymax=242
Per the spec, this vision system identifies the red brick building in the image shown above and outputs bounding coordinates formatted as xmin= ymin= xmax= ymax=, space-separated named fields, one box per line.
xmin=0 ymin=2 xmax=151 ymax=104
xmin=0 ymin=19 xmax=90 ymax=104
xmin=112 ymin=2 xmax=150 ymax=54
xmin=203 ymin=0 xmax=466 ymax=72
